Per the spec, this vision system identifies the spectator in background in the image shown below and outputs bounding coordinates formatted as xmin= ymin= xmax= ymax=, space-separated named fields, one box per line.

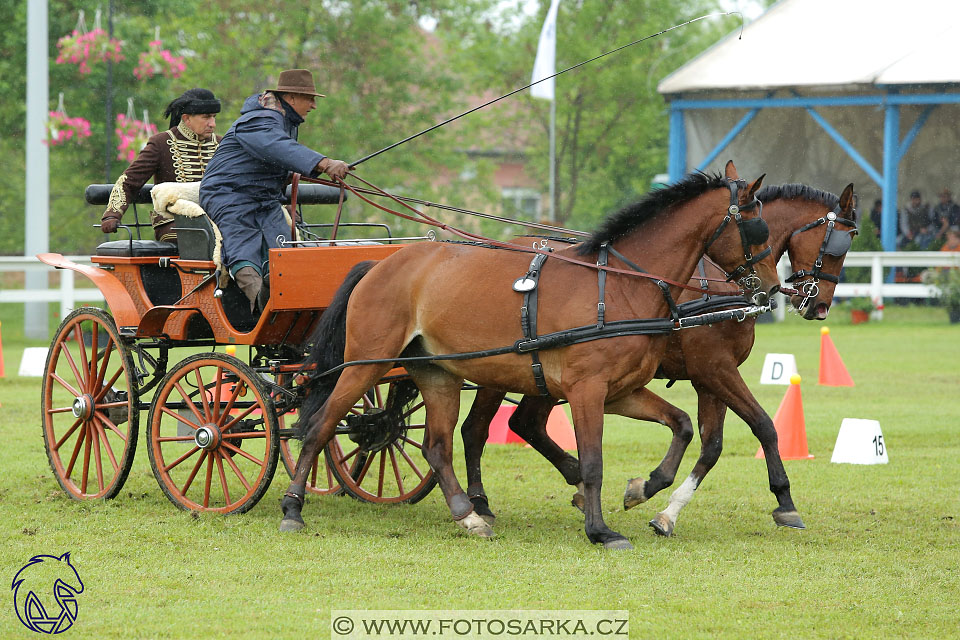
xmin=869 ymin=199 xmax=883 ymax=238
xmin=941 ymin=228 xmax=960 ymax=252
xmin=899 ymin=190 xmax=939 ymax=249
xmin=932 ymin=188 xmax=958 ymax=241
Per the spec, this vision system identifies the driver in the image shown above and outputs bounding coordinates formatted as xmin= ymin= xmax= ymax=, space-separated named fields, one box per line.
xmin=199 ymin=68 xmax=350 ymax=312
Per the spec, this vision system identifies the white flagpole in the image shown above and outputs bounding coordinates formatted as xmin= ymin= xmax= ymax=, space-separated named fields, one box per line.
xmin=531 ymin=0 xmax=561 ymax=222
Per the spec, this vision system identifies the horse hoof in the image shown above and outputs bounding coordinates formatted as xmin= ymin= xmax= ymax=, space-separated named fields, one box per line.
xmin=479 ymin=513 xmax=496 ymax=527
xmin=773 ymin=509 xmax=806 ymax=530
xmin=649 ymin=513 xmax=674 ymax=537
xmin=571 ymin=491 xmax=585 ymax=513
xmin=279 ymin=518 xmax=304 ymax=533
xmin=603 ymin=538 xmax=634 ymax=550
xmin=623 ymin=477 xmax=648 ymax=510
xmin=457 ymin=512 xmax=495 ymax=538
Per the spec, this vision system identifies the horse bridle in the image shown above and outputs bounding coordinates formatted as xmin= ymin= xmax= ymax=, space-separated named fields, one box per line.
xmin=703 ymin=178 xmax=771 ymax=291
xmin=784 ymin=205 xmax=858 ymax=309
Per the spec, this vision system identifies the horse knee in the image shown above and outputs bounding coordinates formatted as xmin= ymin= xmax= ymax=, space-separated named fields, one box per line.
xmin=676 ymin=413 xmax=694 ymax=445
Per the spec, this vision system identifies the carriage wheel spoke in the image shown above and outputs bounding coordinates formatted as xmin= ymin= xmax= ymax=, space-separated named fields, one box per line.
xmin=64 ymin=421 xmax=87 ymax=480
xmin=90 ymin=418 xmax=104 ymax=492
xmin=400 ymin=400 xmax=425 ymax=421
xmin=163 ymin=446 xmax=201 ymax=473
xmin=216 ymin=379 xmax=245 ymax=427
xmin=220 ymin=441 xmax=263 ymax=466
xmin=51 ymin=372 xmax=82 ymax=398
xmin=221 ymin=400 xmax=259 ymax=432
xmin=80 ymin=423 xmax=93 ymax=493
xmin=388 ymin=446 xmax=405 ymax=494
xmin=221 ymin=449 xmax=252 ymax=492
xmin=352 ymin=450 xmax=376 ymax=486
xmin=180 ymin=450 xmax=207 ymax=496
xmin=92 ymin=417 xmax=120 ymax=473
xmin=53 ymin=418 xmax=83 ymax=451
xmin=59 ymin=341 xmax=84 ymax=391
xmin=215 ymin=454 xmax=231 ymax=506
xmin=48 ymin=406 xmax=76 ymax=414
xmin=394 ymin=443 xmax=426 ymax=480
xmin=203 ymin=454 xmax=214 ymax=508
xmin=94 ymin=365 xmax=124 ymax=402
xmin=96 ymin=412 xmax=128 ymax=442
xmin=174 ymin=381 xmax=206 ymax=425
xmin=160 ymin=406 xmax=200 ymax=432
xmin=92 ymin=337 xmax=114 ymax=392
xmin=73 ymin=325 xmax=90 ymax=391
xmin=211 ymin=366 xmax=224 ymax=422
xmin=89 ymin=321 xmax=99 ymax=393
xmin=377 ymin=451 xmax=387 ymax=497
xmin=398 ymin=434 xmax=424 ymax=450
xmin=194 ymin=369 xmax=213 ymax=423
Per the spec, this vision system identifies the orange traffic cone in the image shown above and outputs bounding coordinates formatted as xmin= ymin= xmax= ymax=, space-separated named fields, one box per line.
xmin=0 ymin=321 xmax=5 ymax=378
xmin=486 ymin=404 xmax=526 ymax=445
xmin=757 ymin=374 xmax=814 ymax=460
xmin=525 ymin=406 xmax=578 ymax=451
xmin=818 ymin=326 xmax=854 ymax=386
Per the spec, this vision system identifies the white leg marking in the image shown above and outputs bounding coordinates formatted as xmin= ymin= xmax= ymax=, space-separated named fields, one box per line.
xmin=659 ymin=474 xmax=699 ymax=527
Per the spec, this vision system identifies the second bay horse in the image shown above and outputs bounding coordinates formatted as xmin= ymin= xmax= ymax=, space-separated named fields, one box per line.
xmin=282 ymin=162 xmax=781 ymax=549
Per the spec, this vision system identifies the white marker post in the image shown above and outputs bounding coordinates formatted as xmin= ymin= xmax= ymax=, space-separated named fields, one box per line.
xmin=18 ymin=347 xmax=50 ymax=377
xmin=831 ymin=418 xmax=888 ymax=464
xmin=760 ymin=353 xmax=798 ymax=385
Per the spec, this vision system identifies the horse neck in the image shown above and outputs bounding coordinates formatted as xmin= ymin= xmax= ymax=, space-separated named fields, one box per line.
xmin=763 ymin=198 xmax=830 ymax=263
xmin=612 ymin=189 xmax=729 ymax=284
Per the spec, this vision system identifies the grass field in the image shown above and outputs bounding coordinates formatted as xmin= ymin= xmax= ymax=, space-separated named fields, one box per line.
xmin=0 ymin=302 xmax=958 ymax=639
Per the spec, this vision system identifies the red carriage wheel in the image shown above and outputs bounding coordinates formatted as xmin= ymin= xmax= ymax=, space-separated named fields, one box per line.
xmin=146 ymin=353 xmax=279 ymax=514
xmin=41 ymin=307 xmax=139 ymax=500
xmin=325 ymin=379 xmax=436 ymax=503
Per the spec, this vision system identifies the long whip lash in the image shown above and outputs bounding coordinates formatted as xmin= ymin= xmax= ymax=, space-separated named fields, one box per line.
xmin=349 ymin=12 xmax=743 ymax=167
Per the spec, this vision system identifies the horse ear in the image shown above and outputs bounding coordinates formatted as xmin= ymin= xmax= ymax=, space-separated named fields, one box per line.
xmin=748 ymin=173 xmax=766 ymax=197
xmin=724 ymin=160 xmax=737 ymax=179
xmin=839 ymin=183 xmax=855 ymax=213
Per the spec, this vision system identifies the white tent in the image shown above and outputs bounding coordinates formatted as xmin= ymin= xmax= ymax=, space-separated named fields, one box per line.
xmin=658 ymin=0 xmax=960 ymax=250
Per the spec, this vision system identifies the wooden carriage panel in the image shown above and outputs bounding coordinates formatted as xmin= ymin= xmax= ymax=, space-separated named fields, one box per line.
xmin=268 ymin=245 xmax=407 ymax=311
xmin=37 ymin=253 xmax=143 ymax=328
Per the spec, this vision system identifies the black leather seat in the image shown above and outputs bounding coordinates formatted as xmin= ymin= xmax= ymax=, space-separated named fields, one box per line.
xmin=95 ymin=240 xmax=178 ymax=257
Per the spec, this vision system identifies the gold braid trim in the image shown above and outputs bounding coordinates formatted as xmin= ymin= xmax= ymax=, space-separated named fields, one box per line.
xmin=167 ymin=130 xmax=219 ymax=183
xmin=106 ymin=173 xmax=128 ymax=214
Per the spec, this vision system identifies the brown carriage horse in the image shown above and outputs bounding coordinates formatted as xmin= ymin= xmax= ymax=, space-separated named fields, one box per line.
xmin=459 ymin=182 xmax=858 ymax=537
xmin=281 ymin=161 xmax=781 ymax=549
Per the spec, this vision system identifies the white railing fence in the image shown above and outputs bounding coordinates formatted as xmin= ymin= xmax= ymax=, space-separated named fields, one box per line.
xmin=2 ymin=252 xmax=959 ymax=327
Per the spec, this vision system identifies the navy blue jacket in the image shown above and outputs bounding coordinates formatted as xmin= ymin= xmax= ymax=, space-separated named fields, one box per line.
xmin=199 ymin=93 xmax=327 ymax=272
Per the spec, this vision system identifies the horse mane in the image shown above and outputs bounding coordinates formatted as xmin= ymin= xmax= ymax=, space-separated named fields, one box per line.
xmin=578 ymin=171 xmax=726 ymax=255
xmin=756 ymin=183 xmax=839 ymax=210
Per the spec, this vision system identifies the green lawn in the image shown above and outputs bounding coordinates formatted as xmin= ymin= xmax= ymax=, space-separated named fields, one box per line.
xmin=0 ymin=302 xmax=957 ymax=639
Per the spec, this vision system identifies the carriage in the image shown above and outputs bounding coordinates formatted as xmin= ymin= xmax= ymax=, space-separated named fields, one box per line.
xmin=38 ymin=181 xmax=438 ymax=514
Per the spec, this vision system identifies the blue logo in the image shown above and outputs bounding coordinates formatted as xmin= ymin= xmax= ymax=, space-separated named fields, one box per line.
xmin=11 ymin=552 xmax=84 ymax=634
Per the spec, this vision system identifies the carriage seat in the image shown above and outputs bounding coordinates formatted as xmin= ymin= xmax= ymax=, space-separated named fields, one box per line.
xmin=95 ymin=239 xmax=179 ymax=257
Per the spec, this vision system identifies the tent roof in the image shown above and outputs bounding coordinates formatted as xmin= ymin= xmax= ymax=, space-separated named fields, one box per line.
xmin=659 ymin=0 xmax=960 ymax=94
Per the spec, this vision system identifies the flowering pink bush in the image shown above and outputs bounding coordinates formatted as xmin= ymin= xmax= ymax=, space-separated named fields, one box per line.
xmin=133 ymin=39 xmax=186 ymax=80
xmin=45 ymin=111 xmax=92 ymax=146
xmin=56 ymin=28 xmax=124 ymax=74
xmin=115 ymin=113 xmax=158 ymax=162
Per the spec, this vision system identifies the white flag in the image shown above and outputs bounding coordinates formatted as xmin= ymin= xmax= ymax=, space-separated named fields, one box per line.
xmin=530 ymin=0 xmax=561 ymax=100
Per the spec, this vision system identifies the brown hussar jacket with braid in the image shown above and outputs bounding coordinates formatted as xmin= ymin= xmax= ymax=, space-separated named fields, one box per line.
xmin=102 ymin=122 xmax=220 ymax=242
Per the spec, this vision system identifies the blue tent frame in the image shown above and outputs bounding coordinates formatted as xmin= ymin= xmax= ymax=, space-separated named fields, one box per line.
xmin=667 ymin=91 xmax=960 ymax=252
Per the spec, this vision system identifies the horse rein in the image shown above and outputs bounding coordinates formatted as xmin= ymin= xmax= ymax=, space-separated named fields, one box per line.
xmin=303 ymin=173 xmax=770 ymax=298
xmin=784 ymin=206 xmax=858 ymax=308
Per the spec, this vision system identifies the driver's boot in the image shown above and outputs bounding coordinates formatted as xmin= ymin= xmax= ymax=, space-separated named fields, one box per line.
xmin=234 ymin=266 xmax=262 ymax=314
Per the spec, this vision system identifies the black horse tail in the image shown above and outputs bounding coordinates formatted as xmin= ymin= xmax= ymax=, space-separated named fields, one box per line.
xmin=294 ymin=260 xmax=377 ymax=438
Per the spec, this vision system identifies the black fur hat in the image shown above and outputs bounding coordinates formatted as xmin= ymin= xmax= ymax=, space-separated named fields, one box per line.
xmin=163 ymin=88 xmax=221 ymax=129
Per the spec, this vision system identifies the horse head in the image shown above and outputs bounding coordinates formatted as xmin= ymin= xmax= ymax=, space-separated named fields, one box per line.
xmin=707 ymin=160 xmax=781 ymax=306
xmin=783 ymin=183 xmax=857 ymax=319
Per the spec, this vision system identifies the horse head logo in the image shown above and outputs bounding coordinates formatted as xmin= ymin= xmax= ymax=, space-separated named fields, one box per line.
xmin=11 ymin=552 xmax=84 ymax=634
